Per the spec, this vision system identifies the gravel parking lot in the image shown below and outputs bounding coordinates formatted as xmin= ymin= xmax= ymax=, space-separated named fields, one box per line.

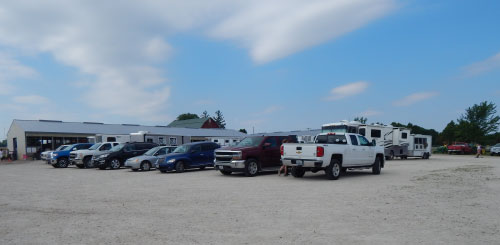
xmin=1 ymin=155 xmax=499 ymax=244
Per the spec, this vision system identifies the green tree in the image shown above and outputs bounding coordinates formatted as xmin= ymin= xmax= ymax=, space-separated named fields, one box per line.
xmin=200 ymin=111 xmax=210 ymax=118
xmin=176 ymin=113 xmax=199 ymax=121
xmin=239 ymin=129 xmax=247 ymax=134
xmin=214 ymin=110 xmax=226 ymax=129
xmin=353 ymin=117 xmax=368 ymax=124
xmin=456 ymin=101 xmax=500 ymax=143
xmin=439 ymin=120 xmax=457 ymax=144
xmin=0 ymin=139 xmax=6 ymax=147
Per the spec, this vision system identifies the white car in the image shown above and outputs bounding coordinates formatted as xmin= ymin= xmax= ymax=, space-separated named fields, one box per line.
xmin=491 ymin=143 xmax=500 ymax=156
xmin=281 ymin=133 xmax=385 ymax=180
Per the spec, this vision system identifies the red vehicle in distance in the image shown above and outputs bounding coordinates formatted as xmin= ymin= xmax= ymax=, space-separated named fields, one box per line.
xmin=447 ymin=142 xmax=472 ymax=154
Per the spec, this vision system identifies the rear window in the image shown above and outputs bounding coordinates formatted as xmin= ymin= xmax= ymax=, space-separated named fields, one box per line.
xmin=316 ymin=135 xmax=347 ymax=144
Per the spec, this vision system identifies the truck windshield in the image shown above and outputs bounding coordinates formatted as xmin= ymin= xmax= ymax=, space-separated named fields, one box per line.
xmin=88 ymin=143 xmax=102 ymax=150
xmin=110 ymin=144 xmax=124 ymax=152
xmin=54 ymin=145 xmax=67 ymax=151
xmin=316 ymin=135 xmax=347 ymax=144
xmin=173 ymin=145 xmax=189 ymax=153
xmin=236 ymin=137 xmax=264 ymax=147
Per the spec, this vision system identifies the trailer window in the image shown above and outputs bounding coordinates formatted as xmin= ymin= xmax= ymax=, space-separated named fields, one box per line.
xmin=401 ymin=133 xmax=407 ymax=139
xmin=371 ymin=129 xmax=381 ymax=138
xmin=359 ymin=128 xmax=366 ymax=136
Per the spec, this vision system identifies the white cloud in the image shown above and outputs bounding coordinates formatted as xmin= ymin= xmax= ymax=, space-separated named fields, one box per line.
xmin=0 ymin=52 xmax=37 ymax=94
xmin=13 ymin=95 xmax=50 ymax=104
xmin=360 ymin=110 xmax=382 ymax=117
xmin=210 ymin=0 xmax=396 ymax=63
xmin=393 ymin=91 xmax=438 ymax=107
xmin=462 ymin=51 xmax=500 ymax=77
xmin=326 ymin=81 xmax=369 ymax=100
xmin=0 ymin=0 xmax=395 ymax=121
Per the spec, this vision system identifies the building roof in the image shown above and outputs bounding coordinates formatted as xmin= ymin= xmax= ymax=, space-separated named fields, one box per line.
xmin=167 ymin=117 xmax=217 ymax=128
xmin=11 ymin=119 xmax=245 ymax=137
xmin=252 ymin=129 xmax=321 ymax=137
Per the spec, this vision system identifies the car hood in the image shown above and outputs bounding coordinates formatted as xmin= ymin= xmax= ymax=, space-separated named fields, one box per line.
xmin=218 ymin=146 xmax=258 ymax=152
xmin=164 ymin=153 xmax=188 ymax=159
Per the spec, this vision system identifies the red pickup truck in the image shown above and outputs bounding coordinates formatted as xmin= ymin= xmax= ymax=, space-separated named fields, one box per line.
xmin=214 ymin=135 xmax=297 ymax=177
xmin=447 ymin=142 xmax=472 ymax=154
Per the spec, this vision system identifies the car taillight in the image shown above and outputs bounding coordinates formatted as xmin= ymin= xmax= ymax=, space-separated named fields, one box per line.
xmin=280 ymin=145 xmax=284 ymax=156
xmin=316 ymin=146 xmax=324 ymax=157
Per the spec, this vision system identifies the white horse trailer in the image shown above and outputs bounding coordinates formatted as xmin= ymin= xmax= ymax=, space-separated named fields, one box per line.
xmin=208 ymin=137 xmax=241 ymax=147
xmin=95 ymin=134 xmax=130 ymax=143
xmin=406 ymin=134 xmax=432 ymax=159
xmin=130 ymin=131 xmax=188 ymax=146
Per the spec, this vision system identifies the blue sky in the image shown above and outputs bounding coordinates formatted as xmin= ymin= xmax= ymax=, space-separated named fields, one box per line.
xmin=1 ymin=0 xmax=499 ymax=139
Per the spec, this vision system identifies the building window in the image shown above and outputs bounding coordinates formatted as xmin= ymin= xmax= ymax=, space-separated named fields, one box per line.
xmin=402 ymin=133 xmax=408 ymax=139
xmin=159 ymin=137 xmax=164 ymax=144
xmin=169 ymin=137 xmax=177 ymax=145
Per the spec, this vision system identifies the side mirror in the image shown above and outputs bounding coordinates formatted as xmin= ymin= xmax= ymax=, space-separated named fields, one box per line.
xmin=371 ymin=140 xmax=376 ymax=146
xmin=73 ymin=148 xmax=77 ymax=151
xmin=263 ymin=142 xmax=271 ymax=148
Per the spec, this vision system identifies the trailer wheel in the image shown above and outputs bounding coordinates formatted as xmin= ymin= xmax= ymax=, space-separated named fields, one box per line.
xmin=389 ymin=151 xmax=395 ymax=160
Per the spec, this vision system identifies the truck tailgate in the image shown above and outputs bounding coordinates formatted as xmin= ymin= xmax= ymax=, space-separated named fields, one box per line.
xmin=283 ymin=143 xmax=319 ymax=159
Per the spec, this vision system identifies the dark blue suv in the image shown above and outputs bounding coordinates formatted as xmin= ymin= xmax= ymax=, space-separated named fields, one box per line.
xmin=157 ymin=142 xmax=220 ymax=173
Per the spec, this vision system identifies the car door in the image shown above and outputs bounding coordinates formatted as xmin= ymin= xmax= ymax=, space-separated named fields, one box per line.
xmin=357 ymin=135 xmax=374 ymax=165
xmin=261 ymin=136 xmax=280 ymax=167
xmin=347 ymin=135 xmax=361 ymax=166
xmin=199 ymin=144 xmax=213 ymax=165
xmin=123 ymin=144 xmax=137 ymax=161
xmin=189 ymin=144 xmax=203 ymax=166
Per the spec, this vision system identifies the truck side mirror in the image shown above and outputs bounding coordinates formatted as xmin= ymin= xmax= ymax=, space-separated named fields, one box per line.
xmin=263 ymin=142 xmax=271 ymax=148
xmin=371 ymin=140 xmax=376 ymax=146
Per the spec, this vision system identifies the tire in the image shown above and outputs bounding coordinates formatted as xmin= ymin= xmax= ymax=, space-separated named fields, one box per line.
xmin=199 ymin=166 xmax=206 ymax=170
xmin=76 ymin=164 xmax=84 ymax=169
xmin=291 ymin=166 xmax=306 ymax=178
xmin=372 ymin=157 xmax=381 ymax=175
xmin=220 ymin=170 xmax=232 ymax=175
xmin=175 ymin=161 xmax=185 ymax=173
xmin=58 ymin=158 xmax=69 ymax=168
xmin=325 ymin=159 xmax=341 ymax=180
xmin=141 ymin=161 xmax=151 ymax=171
xmin=109 ymin=158 xmax=121 ymax=170
xmin=83 ymin=156 xmax=94 ymax=168
xmin=244 ymin=159 xmax=259 ymax=177
xmin=389 ymin=151 xmax=395 ymax=160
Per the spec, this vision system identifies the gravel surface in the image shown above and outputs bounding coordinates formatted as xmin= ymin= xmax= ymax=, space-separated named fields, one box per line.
xmin=1 ymin=155 xmax=499 ymax=244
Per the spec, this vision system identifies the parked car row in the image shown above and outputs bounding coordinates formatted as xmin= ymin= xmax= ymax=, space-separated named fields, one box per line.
xmin=44 ymin=131 xmax=391 ymax=181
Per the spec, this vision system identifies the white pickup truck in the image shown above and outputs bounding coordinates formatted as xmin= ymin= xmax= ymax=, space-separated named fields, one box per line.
xmin=70 ymin=142 xmax=120 ymax=168
xmin=281 ymin=133 xmax=385 ymax=180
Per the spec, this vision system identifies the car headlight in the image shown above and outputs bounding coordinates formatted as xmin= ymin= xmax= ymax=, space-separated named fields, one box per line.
xmin=167 ymin=159 xmax=176 ymax=163
xmin=232 ymin=152 xmax=242 ymax=160
xmin=52 ymin=153 xmax=58 ymax=157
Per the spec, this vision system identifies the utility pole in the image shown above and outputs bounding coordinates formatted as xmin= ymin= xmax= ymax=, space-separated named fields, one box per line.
xmin=252 ymin=126 xmax=254 ymax=134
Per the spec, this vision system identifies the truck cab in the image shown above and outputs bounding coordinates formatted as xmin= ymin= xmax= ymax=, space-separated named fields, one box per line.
xmin=214 ymin=135 xmax=296 ymax=177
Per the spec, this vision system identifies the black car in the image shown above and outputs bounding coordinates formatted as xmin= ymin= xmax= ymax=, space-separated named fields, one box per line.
xmin=96 ymin=142 xmax=158 ymax=170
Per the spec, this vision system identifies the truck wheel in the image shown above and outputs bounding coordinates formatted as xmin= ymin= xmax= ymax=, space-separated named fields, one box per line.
xmin=372 ymin=157 xmax=381 ymax=175
xmin=175 ymin=161 xmax=185 ymax=173
xmin=244 ymin=159 xmax=258 ymax=177
xmin=83 ymin=156 xmax=94 ymax=168
xmin=58 ymin=158 xmax=69 ymax=168
xmin=291 ymin=167 xmax=305 ymax=178
xmin=220 ymin=170 xmax=232 ymax=175
xmin=76 ymin=164 xmax=84 ymax=169
xmin=141 ymin=161 xmax=151 ymax=171
xmin=110 ymin=158 xmax=121 ymax=169
xmin=325 ymin=159 xmax=341 ymax=180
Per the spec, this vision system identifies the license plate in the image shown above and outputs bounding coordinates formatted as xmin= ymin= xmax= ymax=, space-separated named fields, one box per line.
xmin=296 ymin=160 xmax=303 ymax=166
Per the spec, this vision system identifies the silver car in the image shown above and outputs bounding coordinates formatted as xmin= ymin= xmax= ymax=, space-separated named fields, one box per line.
xmin=124 ymin=146 xmax=176 ymax=171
